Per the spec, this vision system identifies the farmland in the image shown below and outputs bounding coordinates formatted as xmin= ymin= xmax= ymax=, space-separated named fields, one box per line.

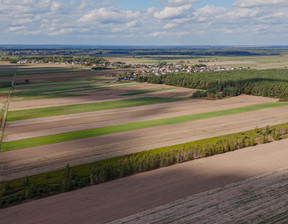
xmin=0 ymin=60 xmax=288 ymax=222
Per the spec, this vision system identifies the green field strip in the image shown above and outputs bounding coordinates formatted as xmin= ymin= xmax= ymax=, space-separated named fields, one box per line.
xmin=120 ymin=87 xmax=177 ymax=96
xmin=2 ymin=102 xmax=288 ymax=151
xmin=0 ymin=88 xmax=11 ymax=94
xmin=51 ymin=83 xmax=140 ymax=94
xmin=7 ymin=97 xmax=183 ymax=121
xmin=13 ymin=80 xmax=94 ymax=90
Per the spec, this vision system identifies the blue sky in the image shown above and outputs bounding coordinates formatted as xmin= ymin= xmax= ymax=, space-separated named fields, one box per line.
xmin=0 ymin=0 xmax=287 ymax=45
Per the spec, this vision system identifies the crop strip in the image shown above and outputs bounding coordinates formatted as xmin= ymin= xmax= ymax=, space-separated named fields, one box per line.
xmin=2 ymin=102 xmax=288 ymax=151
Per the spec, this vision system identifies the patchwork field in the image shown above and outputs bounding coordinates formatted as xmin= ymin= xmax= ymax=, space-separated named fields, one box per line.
xmin=1 ymin=94 xmax=288 ymax=180
xmin=2 ymin=139 xmax=288 ymax=224
xmin=0 ymin=64 xmax=288 ymax=222
xmin=108 ymin=55 xmax=288 ymax=69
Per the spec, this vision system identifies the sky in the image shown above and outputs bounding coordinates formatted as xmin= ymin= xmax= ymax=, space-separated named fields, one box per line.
xmin=0 ymin=0 xmax=288 ymax=45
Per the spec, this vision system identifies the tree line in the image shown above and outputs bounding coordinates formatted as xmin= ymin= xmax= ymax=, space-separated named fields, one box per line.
xmin=0 ymin=56 xmax=109 ymax=65
xmin=137 ymin=69 xmax=288 ymax=100
xmin=1 ymin=123 xmax=288 ymax=208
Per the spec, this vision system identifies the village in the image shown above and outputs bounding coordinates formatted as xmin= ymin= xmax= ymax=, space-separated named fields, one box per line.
xmin=114 ymin=62 xmax=246 ymax=82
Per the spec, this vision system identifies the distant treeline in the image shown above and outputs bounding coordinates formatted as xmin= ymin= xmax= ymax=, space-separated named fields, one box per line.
xmin=137 ymin=69 xmax=288 ymax=100
xmin=1 ymin=46 xmax=288 ymax=57
xmin=0 ymin=56 xmax=109 ymax=65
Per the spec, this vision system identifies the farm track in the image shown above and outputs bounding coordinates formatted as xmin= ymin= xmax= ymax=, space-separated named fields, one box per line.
xmin=2 ymin=139 xmax=288 ymax=224
xmin=1 ymin=103 xmax=287 ymax=181
xmin=4 ymin=95 xmax=277 ymax=141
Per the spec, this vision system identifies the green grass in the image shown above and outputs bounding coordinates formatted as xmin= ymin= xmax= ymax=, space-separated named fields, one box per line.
xmin=2 ymin=102 xmax=288 ymax=151
xmin=120 ymin=87 xmax=177 ymax=96
xmin=1 ymin=122 xmax=288 ymax=208
xmin=49 ymin=83 xmax=139 ymax=94
xmin=7 ymin=97 xmax=183 ymax=121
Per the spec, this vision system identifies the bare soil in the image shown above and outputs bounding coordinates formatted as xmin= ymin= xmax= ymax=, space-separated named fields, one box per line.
xmin=1 ymin=102 xmax=287 ymax=181
xmin=111 ymin=146 xmax=288 ymax=224
xmin=9 ymin=83 xmax=197 ymax=111
xmin=1 ymin=139 xmax=288 ymax=224
xmin=4 ymin=95 xmax=278 ymax=141
xmin=206 ymin=60 xmax=256 ymax=66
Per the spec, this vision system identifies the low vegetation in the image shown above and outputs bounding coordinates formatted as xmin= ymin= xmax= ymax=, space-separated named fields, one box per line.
xmin=2 ymin=102 xmax=287 ymax=151
xmin=1 ymin=123 xmax=288 ymax=208
xmin=7 ymin=97 xmax=182 ymax=121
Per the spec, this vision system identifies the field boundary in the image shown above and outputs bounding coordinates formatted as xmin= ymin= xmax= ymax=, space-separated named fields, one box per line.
xmin=0 ymin=122 xmax=287 ymax=208
xmin=7 ymin=97 xmax=183 ymax=121
xmin=2 ymin=102 xmax=288 ymax=151
xmin=0 ymin=67 xmax=16 ymax=144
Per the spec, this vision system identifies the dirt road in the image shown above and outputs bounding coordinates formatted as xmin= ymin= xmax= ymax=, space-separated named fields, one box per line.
xmin=1 ymin=139 xmax=288 ymax=224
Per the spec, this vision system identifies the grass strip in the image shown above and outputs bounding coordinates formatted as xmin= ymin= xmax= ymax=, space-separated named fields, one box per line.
xmin=2 ymin=102 xmax=288 ymax=151
xmin=47 ymin=83 xmax=140 ymax=94
xmin=7 ymin=97 xmax=183 ymax=121
xmin=1 ymin=122 xmax=288 ymax=208
xmin=120 ymin=87 xmax=177 ymax=96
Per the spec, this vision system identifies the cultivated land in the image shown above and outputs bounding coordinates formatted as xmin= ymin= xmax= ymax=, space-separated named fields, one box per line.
xmin=1 ymin=139 xmax=288 ymax=224
xmin=3 ymin=95 xmax=278 ymax=141
xmin=1 ymin=96 xmax=287 ymax=181
xmin=108 ymin=55 xmax=288 ymax=69
xmin=1 ymin=62 xmax=288 ymax=221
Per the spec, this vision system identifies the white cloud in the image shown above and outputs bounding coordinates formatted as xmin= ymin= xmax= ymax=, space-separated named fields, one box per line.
xmin=9 ymin=26 xmax=26 ymax=32
xmin=167 ymin=0 xmax=199 ymax=6
xmin=78 ymin=8 xmax=137 ymax=24
xmin=154 ymin=4 xmax=193 ymax=19
xmin=0 ymin=0 xmax=288 ymax=44
xmin=234 ymin=0 xmax=287 ymax=8
xmin=163 ymin=23 xmax=176 ymax=29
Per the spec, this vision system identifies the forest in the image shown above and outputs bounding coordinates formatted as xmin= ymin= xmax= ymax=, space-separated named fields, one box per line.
xmin=137 ymin=69 xmax=288 ymax=100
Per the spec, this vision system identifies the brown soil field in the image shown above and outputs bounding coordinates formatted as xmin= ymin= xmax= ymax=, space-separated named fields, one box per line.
xmin=9 ymin=83 xmax=197 ymax=111
xmin=1 ymin=139 xmax=288 ymax=224
xmin=0 ymin=95 xmax=7 ymax=104
xmin=206 ymin=60 xmax=256 ymax=66
xmin=4 ymin=95 xmax=277 ymax=141
xmin=16 ymin=65 xmax=72 ymax=71
xmin=1 ymin=102 xmax=287 ymax=181
xmin=111 ymin=155 xmax=288 ymax=224
xmin=0 ymin=76 xmax=13 ymax=82
xmin=13 ymin=69 xmax=130 ymax=84
xmin=0 ymin=65 xmax=17 ymax=71
xmin=61 ymin=83 xmax=172 ymax=95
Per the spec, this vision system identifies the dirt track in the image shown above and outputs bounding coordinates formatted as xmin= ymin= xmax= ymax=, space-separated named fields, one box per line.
xmin=1 ymin=102 xmax=287 ymax=181
xmin=1 ymin=139 xmax=288 ymax=224
xmin=4 ymin=95 xmax=277 ymax=141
